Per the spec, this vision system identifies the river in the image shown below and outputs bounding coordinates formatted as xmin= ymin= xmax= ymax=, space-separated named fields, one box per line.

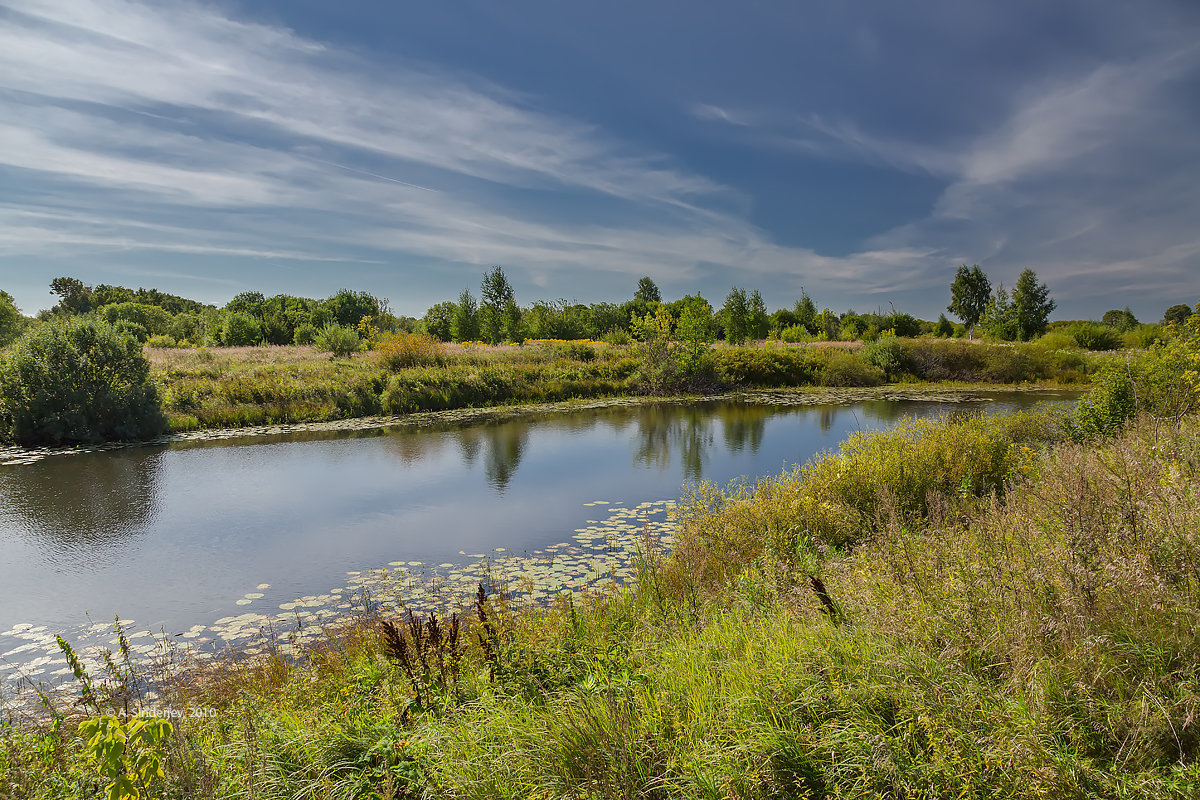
xmin=0 ymin=391 xmax=1072 ymax=690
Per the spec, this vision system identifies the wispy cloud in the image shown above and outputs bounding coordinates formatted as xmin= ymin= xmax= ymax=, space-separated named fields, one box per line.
xmin=692 ymin=37 xmax=1200 ymax=315
xmin=2 ymin=0 xmax=1197 ymax=319
xmin=0 ymin=0 xmax=780 ymax=308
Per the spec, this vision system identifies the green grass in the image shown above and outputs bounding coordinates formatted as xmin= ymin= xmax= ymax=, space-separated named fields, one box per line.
xmin=9 ymin=409 xmax=1200 ymax=796
xmin=6 ymin=335 xmax=1194 ymax=799
xmin=148 ymin=338 xmax=1099 ymax=434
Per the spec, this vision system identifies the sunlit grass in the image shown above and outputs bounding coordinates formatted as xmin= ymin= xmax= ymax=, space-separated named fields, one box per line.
xmin=147 ymin=338 xmax=1096 ymax=433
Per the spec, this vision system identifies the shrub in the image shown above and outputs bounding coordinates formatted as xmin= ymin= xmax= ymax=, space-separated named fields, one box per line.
xmin=603 ymin=327 xmax=632 ymax=346
xmin=220 ymin=311 xmax=262 ymax=346
xmin=1071 ymin=360 xmax=1136 ymax=438
xmin=1067 ymin=322 xmax=1122 ymax=351
xmin=98 ymin=301 xmax=171 ymax=335
xmin=819 ymin=352 xmax=884 ymax=386
xmin=1072 ymin=344 xmax=1199 ymax=439
xmin=112 ymin=319 xmax=148 ymax=343
xmin=714 ymin=347 xmax=818 ymax=386
xmin=779 ymin=325 xmax=812 ymax=343
xmin=0 ymin=319 xmax=166 ymax=445
xmin=860 ymin=334 xmax=906 ymax=378
xmin=315 ymin=324 xmax=361 ymax=358
xmin=375 ymin=332 xmax=444 ymax=371
xmin=145 ymin=334 xmax=178 ymax=348
xmin=1123 ymin=323 xmax=1164 ymax=349
xmin=0 ymin=291 xmax=23 ymax=345
xmin=292 ymin=323 xmax=317 ymax=345
xmin=1036 ymin=330 xmax=1078 ymax=350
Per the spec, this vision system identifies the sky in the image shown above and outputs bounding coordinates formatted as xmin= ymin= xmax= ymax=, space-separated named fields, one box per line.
xmin=1 ymin=0 xmax=1199 ymax=321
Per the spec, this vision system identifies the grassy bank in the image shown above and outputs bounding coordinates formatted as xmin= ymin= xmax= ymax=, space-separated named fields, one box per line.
xmin=6 ymin=331 xmax=1198 ymax=798
xmin=150 ymin=337 xmax=1096 ymax=432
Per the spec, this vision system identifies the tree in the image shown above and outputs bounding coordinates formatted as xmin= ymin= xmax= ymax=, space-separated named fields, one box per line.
xmin=1164 ymin=304 xmax=1195 ymax=326
xmin=817 ymin=308 xmax=841 ymax=340
xmin=479 ymin=267 xmax=515 ymax=344
xmin=635 ymin=276 xmax=661 ymax=304
xmin=747 ymin=290 xmax=769 ymax=341
xmin=722 ymin=287 xmax=750 ymax=345
xmin=322 ymin=289 xmax=380 ymax=329
xmin=502 ymin=297 xmax=524 ymax=343
xmin=1101 ymin=307 xmax=1138 ymax=333
xmin=0 ymin=319 xmax=166 ymax=445
xmin=450 ymin=289 xmax=479 ymax=342
xmin=49 ymin=276 xmax=93 ymax=314
xmin=935 ymin=313 xmax=954 ymax=338
xmin=0 ymin=291 xmax=23 ymax=345
xmin=99 ymin=302 xmax=171 ymax=336
xmin=947 ymin=265 xmax=991 ymax=336
xmin=794 ymin=291 xmax=818 ymax=334
xmin=590 ymin=302 xmax=626 ymax=337
xmin=225 ymin=291 xmax=266 ymax=319
xmin=1011 ymin=268 xmax=1056 ymax=340
xmin=980 ymin=285 xmax=1020 ymax=341
xmin=675 ymin=296 xmax=715 ymax=372
xmin=219 ymin=311 xmax=262 ymax=346
xmin=421 ymin=301 xmax=457 ymax=342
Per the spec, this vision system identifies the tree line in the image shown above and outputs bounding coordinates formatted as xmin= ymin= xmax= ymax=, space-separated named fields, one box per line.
xmin=1 ymin=266 xmax=1194 ymax=353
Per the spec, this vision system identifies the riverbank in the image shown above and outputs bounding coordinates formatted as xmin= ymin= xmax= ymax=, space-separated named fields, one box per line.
xmin=148 ymin=337 xmax=1096 ymax=433
xmin=0 ymin=383 xmax=1079 ymax=467
xmin=9 ymin=384 xmax=1199 ymax=796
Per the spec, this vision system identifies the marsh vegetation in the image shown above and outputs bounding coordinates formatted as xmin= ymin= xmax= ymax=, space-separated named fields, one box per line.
xmin=2 ymin=311 xmax=1197 ymax=798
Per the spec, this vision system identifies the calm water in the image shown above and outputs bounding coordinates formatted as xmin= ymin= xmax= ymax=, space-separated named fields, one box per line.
xmin=0 ymin=394 xmax=1068 ymax=682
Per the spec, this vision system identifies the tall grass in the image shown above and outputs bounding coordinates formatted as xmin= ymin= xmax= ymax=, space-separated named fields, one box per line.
xmin=11 ymin=335 xmax=1198 ymax=799
xmin=149 ymin=338 xmax=1095 ymax=433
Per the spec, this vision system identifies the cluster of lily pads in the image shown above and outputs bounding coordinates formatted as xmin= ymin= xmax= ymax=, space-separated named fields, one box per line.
xmin=0 ymin=499 xmax=676 ymax=703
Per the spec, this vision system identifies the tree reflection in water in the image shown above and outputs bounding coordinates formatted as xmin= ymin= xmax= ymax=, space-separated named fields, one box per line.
xmin=0 ymin=449 xmax=163 ymax=555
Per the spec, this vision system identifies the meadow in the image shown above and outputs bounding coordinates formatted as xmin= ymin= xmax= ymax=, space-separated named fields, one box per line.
xmin=7 ymin=306 xmax=1199 ymax=798
xmin=149 ymin=335 xmax=1095 ymax=433
xmin=3 ymin=319 xmax=1197 ymax=798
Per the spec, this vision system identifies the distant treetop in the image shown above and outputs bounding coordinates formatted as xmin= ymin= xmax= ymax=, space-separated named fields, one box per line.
xmin=49 ymin=276 xmax=214 ymax=316
xmin=635 ymin=276 xmax=661 ymax=304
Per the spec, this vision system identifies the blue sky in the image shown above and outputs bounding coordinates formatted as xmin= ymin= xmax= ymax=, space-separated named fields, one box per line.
xmin=1 ymin=0 xmax=1198 ymax=321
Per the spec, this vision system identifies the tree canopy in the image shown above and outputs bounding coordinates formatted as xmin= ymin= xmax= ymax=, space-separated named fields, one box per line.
xmin=0 ymin=319 xmax=165 ymax=445
xmin=634 ymin=276 xmax=661 ymax=304
xmin=1011 ymin=268 xmax=1056 ymax=341
xmin=947 ymin=264 xmax=992 ymax=331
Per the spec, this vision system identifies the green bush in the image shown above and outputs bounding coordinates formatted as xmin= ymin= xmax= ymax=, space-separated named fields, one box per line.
xmin=714 ymin=347 xmax=818 ymax=386
xmin=778 ymin=325 xmax=811 ymax=343
xmin=861 ymin=334 xmax=906 ymax=378
xmin=315 ymin=324 xmax=361 ymax=358
xmin=0 ymin=291 xmax=23 ymax=345
xmin=145 ymin=334 xmax=178 ymax=348
xmin=603 ymin=327 xmax=632 ymax=346
xmin=112 ymin=319 xmax=148 ymax=343
xmin=1071 ymin=345 xmax=1198 ymax=439
xmin=1067 ymin=322 xmax=1123 ymax=351
xmin=544 ymin=341 xmax=597 ymax=362
xmin=292 ymin=323 xmax=317 ymax=345
xmin=220 ymin=311 xmax=262 ymax=346
xmin=0 ymin=320 xmax=166 ymax=445
xmin=819 ymin=351 xmax=884 ymax=386
xmin=1123 ymin=323 xmax=1164 ymax=349
xmin=98 ymin=301 xmax=171 ymax=335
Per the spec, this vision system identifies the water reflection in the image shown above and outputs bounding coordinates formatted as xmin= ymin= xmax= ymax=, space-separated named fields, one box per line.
xmin=630 ymin=405 xmax=714 ymax=481
xmin=481 ymin=423 xmax=529 ymax=492
xmin=0 ymin=392 xmax=1077 ymax=665
xmin=0 ymin=450 xmax=163 ymax=556
xmin=720 ymin=404 xmax=769 ymax=454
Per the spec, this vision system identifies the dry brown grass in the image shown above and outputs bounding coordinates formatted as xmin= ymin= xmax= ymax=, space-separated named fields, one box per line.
xmin=145 ymin=344 xmax=344 ymax=368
